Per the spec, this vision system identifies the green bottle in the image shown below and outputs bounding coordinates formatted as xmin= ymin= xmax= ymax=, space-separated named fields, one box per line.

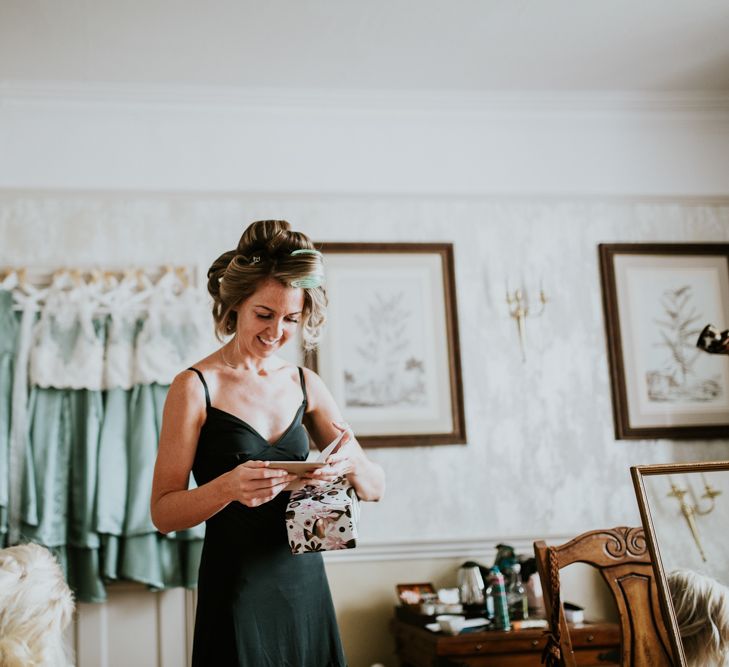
xmin=488 ymin=566 xmax=511 ymax=631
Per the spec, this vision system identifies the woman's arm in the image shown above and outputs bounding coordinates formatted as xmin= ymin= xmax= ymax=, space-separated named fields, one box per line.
xmin=151 ymin=370 xmax=295 ymax=534
xmin=302 ymin=367 xmax=385 ymax=502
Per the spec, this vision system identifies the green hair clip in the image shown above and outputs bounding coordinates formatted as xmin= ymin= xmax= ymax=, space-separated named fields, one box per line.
xmin=289 ymin=249 xmax=323 ymax=288
xmin=291 ymin=276 xmax=323 ymax=288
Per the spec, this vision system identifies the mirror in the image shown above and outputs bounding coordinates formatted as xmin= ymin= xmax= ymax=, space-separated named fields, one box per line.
xmin=632 ymin=461 xmax=729 ymax=667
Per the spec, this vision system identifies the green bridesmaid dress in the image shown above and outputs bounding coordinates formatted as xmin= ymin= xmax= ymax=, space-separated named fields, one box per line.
xmin=0 ymin=290 xmax=19 ymax=546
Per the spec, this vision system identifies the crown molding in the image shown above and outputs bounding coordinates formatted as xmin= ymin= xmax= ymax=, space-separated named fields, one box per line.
xmin=3 ymin=187 xmax=729 ymax=205
xmin=2 ymin=81 xmax=729 ymax=115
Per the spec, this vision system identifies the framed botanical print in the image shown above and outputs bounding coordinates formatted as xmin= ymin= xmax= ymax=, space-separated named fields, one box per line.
xmin=310 ymin=242 xmax=466 ymax=447
xmin=599 ymin=243 xmax=729 ymax=439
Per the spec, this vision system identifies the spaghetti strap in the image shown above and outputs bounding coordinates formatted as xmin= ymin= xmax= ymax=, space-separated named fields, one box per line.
xmin=187 ymin=367 xmax=211 ymax=408
xmin=297 ymin=367 xmax=308 ymax=406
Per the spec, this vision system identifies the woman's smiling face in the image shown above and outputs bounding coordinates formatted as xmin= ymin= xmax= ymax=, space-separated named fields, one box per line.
xmin=235 ymin=278 xmax=304 ymax=357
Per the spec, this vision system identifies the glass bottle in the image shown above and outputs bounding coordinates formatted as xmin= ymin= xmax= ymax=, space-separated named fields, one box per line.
xmin=506 ymin=563 xmax=529 ymax=621
xmin=483 ymin=582 xmax=495 ymax=620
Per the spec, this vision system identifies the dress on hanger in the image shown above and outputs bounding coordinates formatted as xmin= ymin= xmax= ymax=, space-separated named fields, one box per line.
xmin=22 ymin=279 xmax=107 ymax=601
xmin=133 ymin=271 xmax=216 ymax=387
xmin=8 ymin=281 xmax=47 ymax=547
xmin=0 ymin=289 xmax=19 ymax=546
xmin=94 ymin=273 xmax=204 ymax=591
xmin=29 ymin=283 xmax=105 ymax=391
xmin=96 ymin=275 xmax=149 ymax=583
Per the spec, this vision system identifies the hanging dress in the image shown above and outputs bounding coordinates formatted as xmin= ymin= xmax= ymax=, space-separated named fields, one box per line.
xmin=189 ymin=367 xmax=347 ymax=667
xmin=0 ymin=288 xmax=19 ymax=546
xmin=103 ymin=272 xmax=205 ymax=589
xmin=7 ymin=280 xmax=47 ymax=548
xmin=96 ymin=274 xmax=149 ymax=583
xmin=23 ymin=280 xmax=107 ymax=601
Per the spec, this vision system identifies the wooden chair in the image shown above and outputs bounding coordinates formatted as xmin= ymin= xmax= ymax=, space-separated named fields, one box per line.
xmin=534 ymin=526 xmax=673 ymax=667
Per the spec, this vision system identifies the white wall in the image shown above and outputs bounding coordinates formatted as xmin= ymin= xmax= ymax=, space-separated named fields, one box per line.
xmin=2 ymin=86 xmax=729 ymax=196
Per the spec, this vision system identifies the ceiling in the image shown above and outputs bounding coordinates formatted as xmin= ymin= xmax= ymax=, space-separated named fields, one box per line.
xmin=2 ymin=0 xmax=729 ymax=92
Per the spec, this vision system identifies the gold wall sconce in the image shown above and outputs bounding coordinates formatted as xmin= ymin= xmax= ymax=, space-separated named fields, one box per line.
xmin=667 ymin=474 xmax=721 ymax=562
xmin=506 ymin=284 xmax=548 ymax=361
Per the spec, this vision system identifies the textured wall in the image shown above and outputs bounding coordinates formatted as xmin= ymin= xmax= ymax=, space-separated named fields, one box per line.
xmin=2 ymin=191 xmax=729 ymax=549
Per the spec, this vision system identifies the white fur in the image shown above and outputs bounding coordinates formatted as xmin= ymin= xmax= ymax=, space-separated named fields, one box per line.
xmin=0 ymin=543 xmax=75 ymax=667
xmin=668 ymin=569 xmax=729 ymax=667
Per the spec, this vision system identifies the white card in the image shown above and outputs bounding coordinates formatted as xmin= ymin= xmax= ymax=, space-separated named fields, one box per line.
xmin=317 ymin=428 xmax=347 ymax=462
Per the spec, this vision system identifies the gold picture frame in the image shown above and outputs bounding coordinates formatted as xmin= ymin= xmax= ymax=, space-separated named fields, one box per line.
xmin=632 ymin=460 xmax=729 ymax=666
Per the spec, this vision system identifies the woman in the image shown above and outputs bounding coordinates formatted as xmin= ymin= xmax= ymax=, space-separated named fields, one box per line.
xmin=151 ymin=220 xmax=385 ymax=667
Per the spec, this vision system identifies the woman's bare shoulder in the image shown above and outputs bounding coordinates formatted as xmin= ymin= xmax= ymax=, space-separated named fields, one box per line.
xmin=167 ymin=368 xmax=207 ymax=408
xmin=170 ymin=350 xmax=223 ymax=407
xmin=300 ymin=365 xmax=322 ymax=385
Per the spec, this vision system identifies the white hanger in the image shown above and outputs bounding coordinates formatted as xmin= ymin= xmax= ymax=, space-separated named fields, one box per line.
xmin=0 ymin=269 xmax=18 ymax=291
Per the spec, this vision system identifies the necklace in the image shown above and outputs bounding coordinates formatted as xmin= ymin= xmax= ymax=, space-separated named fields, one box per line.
xmin=220 ymin=336 xmax=243 ymax=369
xmin=220 ymin=346 xmax=236 ymax=369
xmin=220 ymin=337 xmax=268 ymax=375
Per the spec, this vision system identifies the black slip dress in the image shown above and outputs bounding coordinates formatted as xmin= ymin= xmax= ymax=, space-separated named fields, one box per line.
xmin=188 ymin=366 xmax=347 ymax=667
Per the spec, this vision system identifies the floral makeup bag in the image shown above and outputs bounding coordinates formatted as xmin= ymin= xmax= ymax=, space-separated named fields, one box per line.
xmin=286 ymin=477 xmax=360 ymax=554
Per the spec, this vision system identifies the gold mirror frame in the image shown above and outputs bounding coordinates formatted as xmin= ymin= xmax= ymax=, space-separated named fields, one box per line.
xmin=631 ymin=460 xmax=729 ymax=667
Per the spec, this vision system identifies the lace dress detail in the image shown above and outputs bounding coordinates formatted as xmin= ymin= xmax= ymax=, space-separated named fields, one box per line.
xmin=102 ymin=276 xmax=150 ymax=390
xmin=133 ymin=273 xmax=217 ymax=386
xmin=29 ymin=283 xmax=105 ymax=390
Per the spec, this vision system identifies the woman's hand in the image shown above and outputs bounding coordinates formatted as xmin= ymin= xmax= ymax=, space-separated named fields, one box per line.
xmin=301 ymin=367 xmax=385 ymax=501
xmin=225 ymin=460 xmax=296 ymax=507
xmin=303 ymin=422 xmax=356 ymax=485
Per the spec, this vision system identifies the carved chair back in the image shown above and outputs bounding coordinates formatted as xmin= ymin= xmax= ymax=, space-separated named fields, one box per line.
xmin=534 ymin=527 xmax=673 ymax=667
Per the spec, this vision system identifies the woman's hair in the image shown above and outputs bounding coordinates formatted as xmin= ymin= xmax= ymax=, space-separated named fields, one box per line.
xmin=667 ymin=569 xmax=729 ymax=667
xmin=207 ymin=220 xmax=327 ymax=350
xmin=0 ymin=543 xmax=75 ymax=667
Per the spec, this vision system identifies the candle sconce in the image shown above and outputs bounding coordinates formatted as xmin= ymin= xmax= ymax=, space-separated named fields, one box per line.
xmin=506 ymin=285 xmax=548 ymax=361
xmin=667 ymin=474 xmax=721 ymax=562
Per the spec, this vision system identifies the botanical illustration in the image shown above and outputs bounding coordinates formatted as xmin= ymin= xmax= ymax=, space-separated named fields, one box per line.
xmin=646 ymin=285 xmax=722 ymax=402
xmin=342 ymin=289 xmax=426 ymax=408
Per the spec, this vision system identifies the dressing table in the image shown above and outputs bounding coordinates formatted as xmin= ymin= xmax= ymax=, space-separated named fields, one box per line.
xmin=391 ymin=608 xmax=620 ymax=666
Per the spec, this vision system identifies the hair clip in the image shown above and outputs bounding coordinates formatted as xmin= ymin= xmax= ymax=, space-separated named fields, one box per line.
xmin=290 ymin=249 xmax=323 ymax=258
xmin=291 ymin=276 xmax=323 ymax=288
xmin=251 ymin=256 xmax=261 ymax=264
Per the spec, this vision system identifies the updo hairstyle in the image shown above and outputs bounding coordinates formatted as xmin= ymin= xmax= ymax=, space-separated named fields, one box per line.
xmin=0 ymin=543 xmax=75 ymax=667
xmin=207 ymin=220 xmax=327 ymax=350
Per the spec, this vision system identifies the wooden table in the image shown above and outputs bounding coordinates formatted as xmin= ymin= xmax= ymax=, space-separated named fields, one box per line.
xmin=391 ymin=610 xmax=620 ymax=667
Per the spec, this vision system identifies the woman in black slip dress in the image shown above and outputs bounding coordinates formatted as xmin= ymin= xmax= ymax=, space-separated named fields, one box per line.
xmin=150 ymin=220 xmax=385 ymax=667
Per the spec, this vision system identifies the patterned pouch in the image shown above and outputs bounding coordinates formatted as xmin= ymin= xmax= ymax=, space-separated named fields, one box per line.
xmin=285 ymin=477 xmax=360 ymax=554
